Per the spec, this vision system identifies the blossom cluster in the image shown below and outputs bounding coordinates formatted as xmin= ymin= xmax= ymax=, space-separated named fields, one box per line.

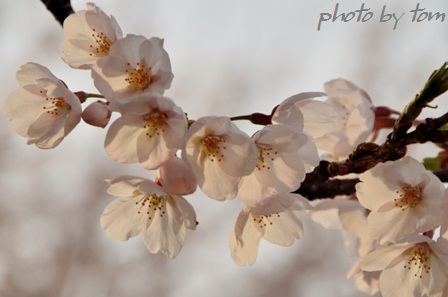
xmin=3 ymin=2 xmax=448 ymax=296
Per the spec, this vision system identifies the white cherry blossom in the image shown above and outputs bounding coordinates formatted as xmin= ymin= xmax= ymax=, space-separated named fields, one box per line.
xmin=100 ymin=176 xmax=197 ymax=259
xmin=314 ymin=78 xmax=374 ymax=157
xmin=238 ymin=124 xmax=319 ymax=206
xmin=3 ymin=62 xmax=81 ymax=149
xmin=61 ymin=2 xmax=123 ymax=69
xmin=229 ymin=193 xmax=311 ymax=266
xmin=104 ymin=93 xmax=187 ymax=170
xmin=92 ymin=34 xmax=173 ymax=103
xmin=356 ymin=156 xmax=447 ymax=244
xmin=360 ymin=235 xmax=448 ymax=297
xmin=183 ymin=116 xmax=258 ymax=201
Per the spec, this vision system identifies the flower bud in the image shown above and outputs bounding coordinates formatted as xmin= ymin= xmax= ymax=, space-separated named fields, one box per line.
xmin=82 ymin=100 xmax=111 ymax=128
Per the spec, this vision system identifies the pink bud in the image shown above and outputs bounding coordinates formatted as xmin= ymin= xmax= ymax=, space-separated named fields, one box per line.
xmin=156 ymin=156 xmax=197 ymax=195
xmin=82 ymin=101 xmax=111 ymax=128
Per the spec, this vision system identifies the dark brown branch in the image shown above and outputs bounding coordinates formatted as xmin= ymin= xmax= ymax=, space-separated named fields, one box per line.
xmin=40 ymin=0 xmax=74 ymax=26
xmin=296 ymin=112 xmax=448 ymax=200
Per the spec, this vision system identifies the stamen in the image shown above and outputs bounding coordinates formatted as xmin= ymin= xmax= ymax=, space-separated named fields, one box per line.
xmin=89 ymin=28 xmax=112 ymax=57
xmin=142 ymin=111 xmax=167 ymax=139
xmin=404 ymin=243 xmax=431 ymax=278
xmin=125 ymin=62 xmax=151 ymax=90
xmin=256 ymin=146 xmax=277 ymax=170
xmin=252 ymin=213 xmax=281 ymax=228
xmin=201 ymin=135 xmax=226 ymax=162
xmin=42 ymin=96 xmax=69 ymax=115
xmin=135 ymin=193 xmax=166 ymax=220
xmin=394 ymin=185 xmax=422 ymax=211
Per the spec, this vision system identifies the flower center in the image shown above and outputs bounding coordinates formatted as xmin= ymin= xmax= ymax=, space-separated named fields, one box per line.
xmin=252 ymin=213 xmax=280 ymax=228
xmin=143 ymin=111 xmax=167 ymax=139
xmin=404 ymin=243 xmax=431 ymax=278
xmin=256 ymin=146 xmax=278 ymax=171
xmin=135 ymin=193 xmax=166 ymax=220
xmin=125 ymin=62 xmax=151 ymax=90
xmin=394 ymin=185 xmax=422 ymax=211
xmin=201 ymin=135 xmax=226 ymax=162
xmin=89 ymin=28 xmax=111 ymax=57
xmin=41 ymin=94 xmax=70 ymax=116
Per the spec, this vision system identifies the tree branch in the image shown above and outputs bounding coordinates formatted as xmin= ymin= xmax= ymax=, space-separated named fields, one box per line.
xmin=40 ymin=0 xmax=74 ymax=26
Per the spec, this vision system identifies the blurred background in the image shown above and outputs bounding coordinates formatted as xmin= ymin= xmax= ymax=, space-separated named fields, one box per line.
xmin=0 ymin=0 xmax=447 ymax=296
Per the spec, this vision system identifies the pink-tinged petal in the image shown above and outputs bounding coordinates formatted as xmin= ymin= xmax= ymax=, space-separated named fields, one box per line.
xmin=360 ymin=242 xmax=410 ymax=271
xmin=100 ymin=195 xmax=147 ymax=241
xmin=171 ymin=195 xmax=197 ymax=230
xmin=141 ymin=197 xmax=187 ymax=259
xmin=296 ymin=99 xmax=336 ymax=138
xmin=229 ymin=207 xmax=262 ymax=266
xmin=200 ymin=157 xmax=241 ymax=200
xmin=104 ymin=116 xmax=143 ymax=163
xmin=106 ymin=176 xmax=144 ymax=196
xmin=16 ymin=63 xmax=59 ymax=86
xmin=271 ymin=92 xmax=326 ymax=128
xmin=259 ymin=209 xmax=304 ymax=246
xmin=381 ymin=156 xmax=427 ymax=187
xmin=136 ymin=129 xmax=174 ymax=169
xmin=156 ymin=157 xmax=197 ymax=196
xmin=356 ymin=165 xmax=401 ymax=210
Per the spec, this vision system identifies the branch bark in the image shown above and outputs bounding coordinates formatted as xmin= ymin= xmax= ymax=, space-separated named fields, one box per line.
xmin=40 ymin=0 xmax=74 ymax=26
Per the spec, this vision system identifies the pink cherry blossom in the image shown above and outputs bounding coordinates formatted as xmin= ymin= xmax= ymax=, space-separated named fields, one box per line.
xmin=356 ymin=156 xmax=446 ymax=244
xmin=314 ymin=78 xmax=374 ymax=157
xmin=229 ymin=193 xmax=311 ymax=266
xmin=104 ymin=93 xmax=187 ymax=170
xmin=92 ymin=34 xmax=173 ymax=103
xmin=238 ymin=124 xmax=319 ymax=206
xmin=100 ymin=176 xmax=197 ymax=259
xmin=81 ymin=100 xmax=111 ymax=128
xmin=61 ymin=2 xmax=123 ymax=69
xmin=360 ymin=235 xmax=448 ymax=297
xmin=183 ymin=116 xmax=258 ymax=201
xmin=3 ymin=62 xmax=81 ymax=148
xmin=156 ymin=156 xmax=197 ymax=196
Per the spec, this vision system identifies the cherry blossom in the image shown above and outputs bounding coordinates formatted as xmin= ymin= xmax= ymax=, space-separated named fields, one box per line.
xmin=314 ymin=78 xmax=374 ymax=157
xmin=183 ymin=116 xmax=258 ymax=201
xmin=229 ymin=193 xmax=311 ymax=266
xmin=61 ymin=2 xmax=123 ymax=69
xmin=104 ymin=93 xmax=187 ymax=170
xmin=271 ymin=91 xmax=336 ymax=139
xmin=3 ymin=62 xmax=82 ymax=149
xmin=238 ymin=124 xmax=319 ymax=206
xmin=360 ymin=235 xmax=448 ymax=297
xmin=100 ymin=176 xmax=197 ymax=259
xmin=356 ymin=156 xmax=447 ymax=244
xmin=92 ymin=34 xmax=173 ymax=103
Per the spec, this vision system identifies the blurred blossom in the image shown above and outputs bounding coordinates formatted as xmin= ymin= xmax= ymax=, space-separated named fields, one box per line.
xmin=314 ymin=78 xmax=374 ymax=157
